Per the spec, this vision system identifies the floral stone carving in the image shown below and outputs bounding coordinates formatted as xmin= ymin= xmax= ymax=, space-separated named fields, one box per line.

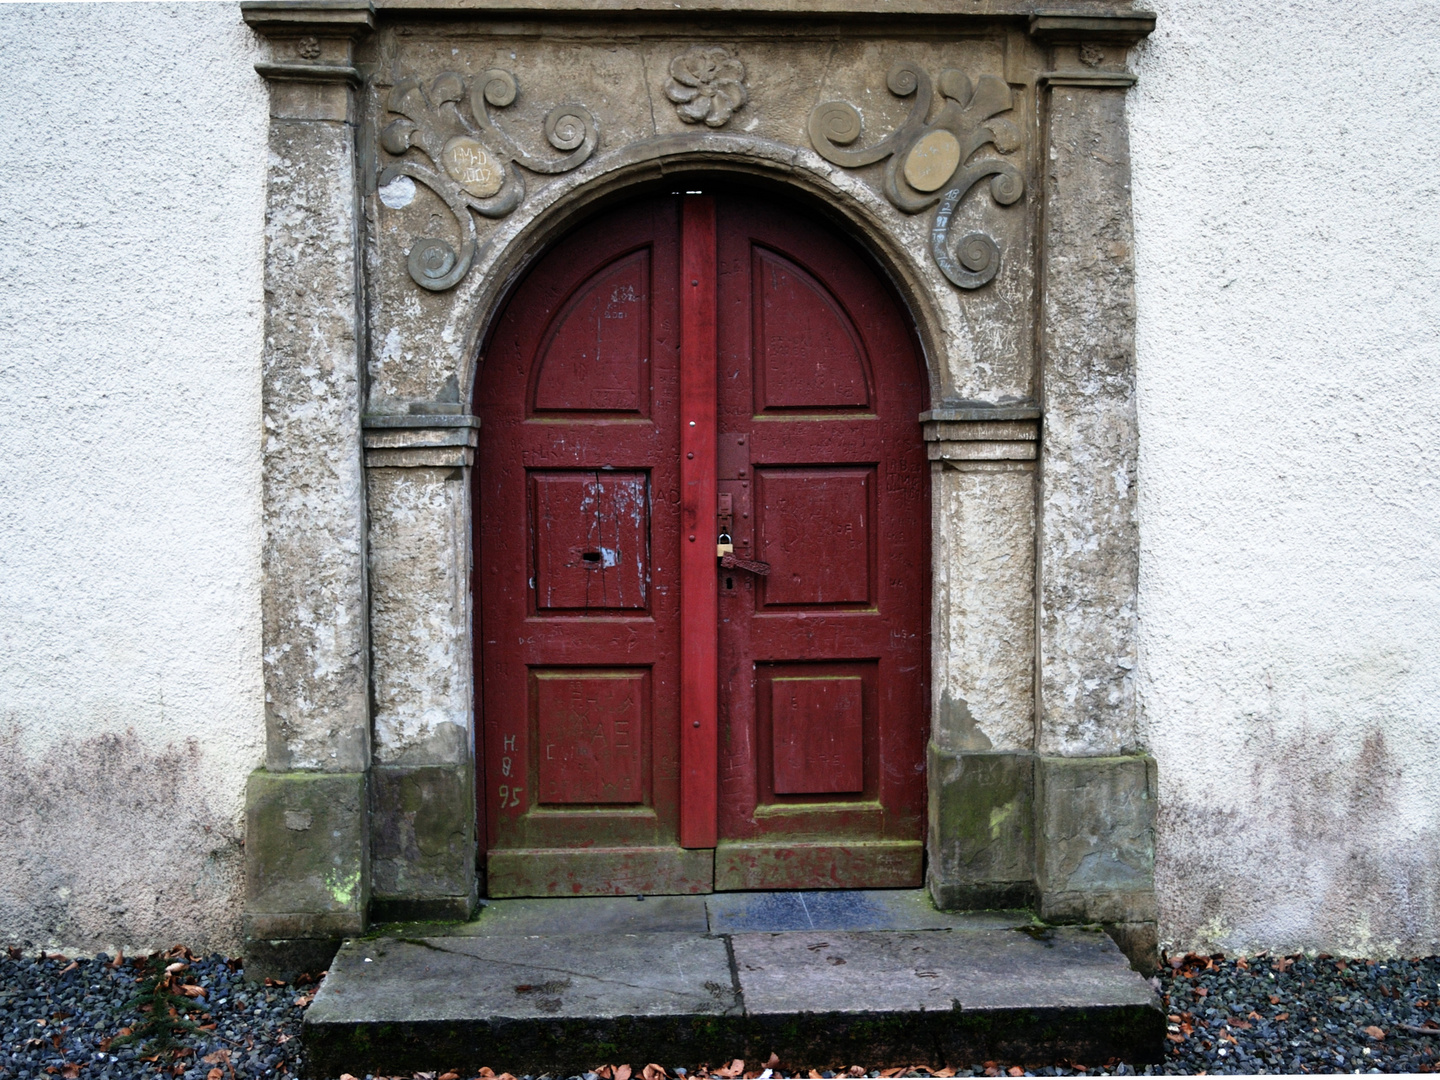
xmin=666 ymin=46 xmax=747 ymax=128
xmin=378 ymin=70 xmax=599 ymax=292
xmin=808 ymin=63 xmax=1024 ymax=289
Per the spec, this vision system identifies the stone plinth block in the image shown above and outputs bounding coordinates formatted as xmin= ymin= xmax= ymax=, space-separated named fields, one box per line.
xmin=370 ymin=764 xmax=475 ymax=923
xmin=244 ymin=770 xmax=369 ymax=975
xmin=927 ymin=747 xmax=1035 ymax=911
xmin=1036 ymin=755 xmax=1156 ymax=928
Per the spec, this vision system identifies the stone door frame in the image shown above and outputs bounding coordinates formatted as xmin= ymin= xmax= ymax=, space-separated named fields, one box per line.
xmin=237 ymin=0 xmax=1159 ymax=979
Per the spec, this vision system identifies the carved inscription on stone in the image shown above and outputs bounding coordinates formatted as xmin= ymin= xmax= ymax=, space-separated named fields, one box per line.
xmin=441 ymin=136 xmax=504 ymax=199
xmin=808 ymin=63 xmax=1025 ymax=290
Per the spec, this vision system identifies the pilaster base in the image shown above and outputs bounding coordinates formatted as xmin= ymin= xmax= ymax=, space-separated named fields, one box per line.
xmin=243 ymin=771 xmax=369 ymax=979
xmin=370 ymin=764 xmax=477 ymax=923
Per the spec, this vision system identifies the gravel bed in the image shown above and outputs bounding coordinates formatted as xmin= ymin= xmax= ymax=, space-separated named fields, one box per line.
xmin=1153 ymin=951 xmax=1440 ymax=1074
xmin=0 ymin=948 xmax=312 ymax=1080
xmin=7 ymin=947 xmax=1440 ymax=1078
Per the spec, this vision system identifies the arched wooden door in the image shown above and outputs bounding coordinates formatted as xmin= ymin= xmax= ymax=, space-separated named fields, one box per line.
xmin=477 ymin=191 xmax=929 ymax=897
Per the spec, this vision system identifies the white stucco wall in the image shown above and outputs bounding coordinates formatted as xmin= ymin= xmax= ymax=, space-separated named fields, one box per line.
xmin=1131 ymin=0 xmax=1440 ymax=956
xmin=0 ymin=4 xmax=268 ymax=953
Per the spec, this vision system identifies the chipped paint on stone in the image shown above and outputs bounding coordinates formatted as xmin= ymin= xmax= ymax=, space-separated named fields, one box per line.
xmin=1038 ymin=87 xmax=1140 ymax=757
xmin=368 ymin=466 xmax=473 ymax=766
xmin=261 ymin=112 xmax=370 ymax=773
xmin=931 ymin=461 xmax=1037 ymax=752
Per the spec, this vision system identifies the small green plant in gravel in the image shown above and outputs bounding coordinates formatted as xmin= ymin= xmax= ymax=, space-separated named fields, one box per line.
xmin=113 ymin=949 xmax=210 ymax=1060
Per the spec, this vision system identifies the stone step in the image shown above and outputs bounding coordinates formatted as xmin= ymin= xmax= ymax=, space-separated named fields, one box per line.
xmin=302 ymin=892 xmax=1163 ymax=1078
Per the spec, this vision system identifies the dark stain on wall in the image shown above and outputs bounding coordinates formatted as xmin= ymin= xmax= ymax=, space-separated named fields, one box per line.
xmin=0 ymin=725 xmax=245 ymax=953
xmin=1156 ymin=724 xmax=1440 ymax=957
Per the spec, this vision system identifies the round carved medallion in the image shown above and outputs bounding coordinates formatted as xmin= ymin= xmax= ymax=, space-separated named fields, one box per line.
xmin=441 ymin=136 xmax=505 ymax=199
xmin=903 ymin=129 xmax=962 ymax=193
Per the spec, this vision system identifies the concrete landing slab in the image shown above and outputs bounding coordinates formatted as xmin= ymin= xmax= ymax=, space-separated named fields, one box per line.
xmin=305 ymin=932 xmax=741 ymax=1076
xmin=304 ymin=918 xmax=1162 ymax=1077
xmin=733 ymin=927 xmax=1159 ymax=1064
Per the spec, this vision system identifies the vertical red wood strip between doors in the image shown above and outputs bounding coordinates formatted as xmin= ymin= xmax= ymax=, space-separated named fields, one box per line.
xmin=679 ymin=196 xmax=719 ymax=849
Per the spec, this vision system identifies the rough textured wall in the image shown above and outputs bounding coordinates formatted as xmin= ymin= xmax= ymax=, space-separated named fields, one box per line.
xmin=0 ymin=4 xmax=267 ymax=953
xmin=1130 ymin=0 xmax=1440 ymax=956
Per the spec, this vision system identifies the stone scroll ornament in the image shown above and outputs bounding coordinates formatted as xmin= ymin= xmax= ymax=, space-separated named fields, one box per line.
xmin=378 ymin=70 xmax=599 ymax=291
xmin=808 ymin=64 xmax=1024 ymax=289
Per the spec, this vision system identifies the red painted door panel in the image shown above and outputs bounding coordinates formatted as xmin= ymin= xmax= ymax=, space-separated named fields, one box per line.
xmin=478 ymin=199 xmax=712 ymax=896
xmin=477 ymin=191 xmax=928 ymax=896
xmin=713 ymin=198 xmax=930 ymax=890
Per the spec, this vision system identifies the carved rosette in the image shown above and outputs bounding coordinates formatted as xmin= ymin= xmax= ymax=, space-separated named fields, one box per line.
xmin=377 ymin=70 xmax=600 ymax=292
xmin=666 ymin=46 xmax=747 ymax=128
xmin=808 ymin=63 xmax=1024 ymax=289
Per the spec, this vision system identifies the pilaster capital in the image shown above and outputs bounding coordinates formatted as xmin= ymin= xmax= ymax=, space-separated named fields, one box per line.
xmin=921 ymin=401 xmax=1040 ymax=464
xmin=363 ymin=413 xmax=481 ymax=469
xmin=242 ymin=1 xmax=374 ymax=104
xmin=1029 ymin=11 xmax=1154 ymax=89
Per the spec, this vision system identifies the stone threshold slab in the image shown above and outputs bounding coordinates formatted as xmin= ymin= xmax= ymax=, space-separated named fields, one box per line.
xmin=303 ymin=923 xmax=1163 ymax=1077
xmin=372 ymin=889 xmax=1035 ymax=938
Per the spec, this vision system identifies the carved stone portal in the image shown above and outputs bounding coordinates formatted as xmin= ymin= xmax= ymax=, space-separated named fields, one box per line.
xmin=239 ymin=0 xmax=1158 ymax=980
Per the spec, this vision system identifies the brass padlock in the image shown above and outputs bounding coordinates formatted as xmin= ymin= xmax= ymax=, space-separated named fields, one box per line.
xmin=716 ymin=530 xmax=734 ymax=557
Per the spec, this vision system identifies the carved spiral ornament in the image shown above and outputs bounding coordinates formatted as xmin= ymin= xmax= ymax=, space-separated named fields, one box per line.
xmin=545 ymin=106 xmax=590 ymax=152
xmin=809 ymin=101 xmax=863 ymax=148
xmin=408 ymin=237 xmax=461 ymax=287
xmin=477 ymin=68 xmax=517 ymax=109
xmin=807 ymin=62 xmax=1026 ymax=290
xmin=378 ymin=69 xmax=601 ymax=292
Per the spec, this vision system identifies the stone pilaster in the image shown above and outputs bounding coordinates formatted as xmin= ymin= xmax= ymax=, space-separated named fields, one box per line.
xmin=1029 ymin=12 xmax=1158 ymax=968
xmin=241 ymin=0 xmax=375 ymax=979
xmin=364 ymin=413 xmax=479 ymax=921
xmin=1032 ymin=13 xmax=1152 ymax=758
xmin=924 ymin=406 xmax=1038 ymax=911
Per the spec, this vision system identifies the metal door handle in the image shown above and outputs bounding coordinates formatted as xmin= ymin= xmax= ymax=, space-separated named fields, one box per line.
xmin=719 ymin=552 xmax=771 ymax=576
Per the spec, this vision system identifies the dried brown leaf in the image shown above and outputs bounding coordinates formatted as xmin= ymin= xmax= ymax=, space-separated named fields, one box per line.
xmin=1364 ymin=1026 xmax=1386 ymax=1041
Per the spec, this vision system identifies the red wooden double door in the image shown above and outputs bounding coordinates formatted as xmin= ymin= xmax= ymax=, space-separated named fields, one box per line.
xmin=477 ymin=192 xmax=929 ymax=895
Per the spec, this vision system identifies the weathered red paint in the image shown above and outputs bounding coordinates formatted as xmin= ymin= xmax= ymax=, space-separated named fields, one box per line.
xmin=771 ymin=674 xmax=866 ymax=795
xmin=476 ymin=191 xmax=928 ymax=895
xmin=714 ymin=197 xmax=930 ymax=888
xmin=477 ymin=199 xmax=705 ymax=895
xmin=678 ymin=196 xmax=720 ymax=850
